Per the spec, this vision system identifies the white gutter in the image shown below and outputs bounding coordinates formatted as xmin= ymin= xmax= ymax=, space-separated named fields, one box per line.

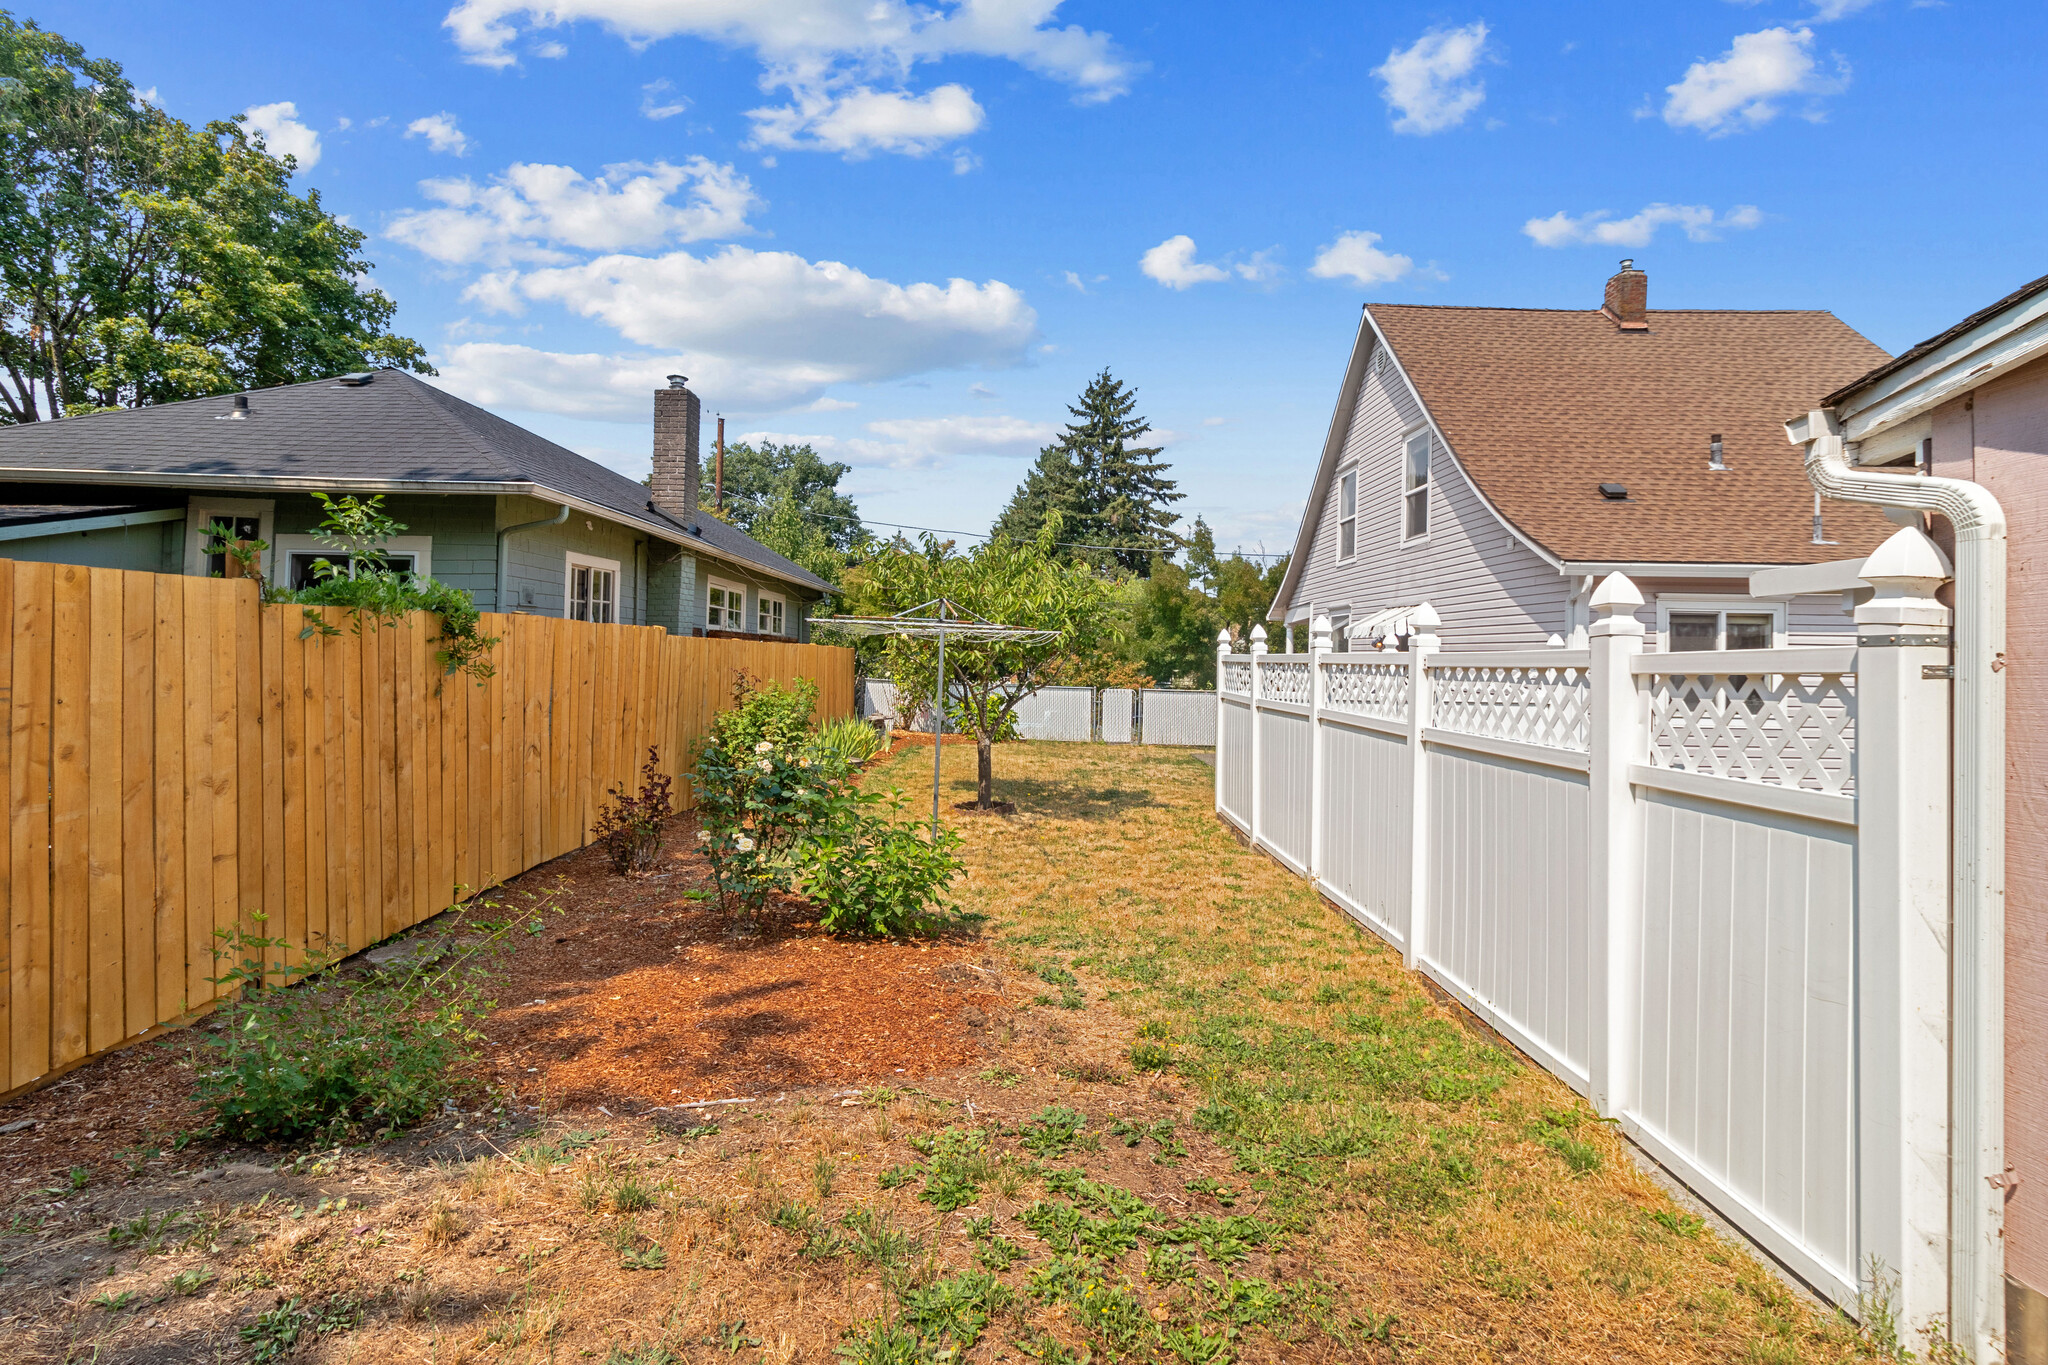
xmin=494 ymin=503 xmax=569 ymax=611
xmin=1794 ymin=407 xmax=2007 ymax=1357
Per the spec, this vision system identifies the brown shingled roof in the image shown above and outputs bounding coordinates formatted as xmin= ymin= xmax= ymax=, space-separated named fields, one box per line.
xmin=1370 ymin=303 xmax=1897 ymax=564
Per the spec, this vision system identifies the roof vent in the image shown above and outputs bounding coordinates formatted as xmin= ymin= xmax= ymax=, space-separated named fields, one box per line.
xmin=334 ymin=372 xmax=373 ymax=387
xmin=215 ymin=394 xmax=250 ymax=421
xmin=666 ymin=374 xmax=688 ymax=389
xmin=1708 ymin=433 xmax=1726 ymax=472
xmin=1598 ymin=481 xmax=1629 ymax=500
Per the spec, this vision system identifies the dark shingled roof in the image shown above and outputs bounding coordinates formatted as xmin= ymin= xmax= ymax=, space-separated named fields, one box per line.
xmin=0 ymin=370 xmax=833 ymax=594
xmin=1368 ymin=303 xmax=1898 ymax=564
xmin=1820 ymin=270 xmax=2048 ymax=409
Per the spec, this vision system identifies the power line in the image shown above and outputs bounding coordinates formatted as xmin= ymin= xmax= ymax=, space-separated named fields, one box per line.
xmin=801 ymin=508 xmax=1290 ymax=561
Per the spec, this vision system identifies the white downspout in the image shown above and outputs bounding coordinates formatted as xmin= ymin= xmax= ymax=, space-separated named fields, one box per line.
xmin=1799 ymin=408 xmax=2008 ymax=1357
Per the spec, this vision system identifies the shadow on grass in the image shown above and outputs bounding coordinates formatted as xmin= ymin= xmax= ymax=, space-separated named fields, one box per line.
xmin=977 ymin=775 xmax=1162 ymax=821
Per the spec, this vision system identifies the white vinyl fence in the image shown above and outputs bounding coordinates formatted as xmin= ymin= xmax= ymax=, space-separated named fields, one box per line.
xmin=1218 ymin=570 xmax=1954 ymax=1325
xmin=857 ymin=680 xmax=1218 ymax=746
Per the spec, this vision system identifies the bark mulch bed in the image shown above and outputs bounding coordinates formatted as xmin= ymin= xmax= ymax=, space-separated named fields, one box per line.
xmin=0 ymin=809 xmax=1000 ymax=1196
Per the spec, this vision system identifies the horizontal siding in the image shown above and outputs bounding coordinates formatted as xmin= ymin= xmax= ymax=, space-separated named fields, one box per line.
xmin=1291 ymin=347 xmax=1568 ymax=649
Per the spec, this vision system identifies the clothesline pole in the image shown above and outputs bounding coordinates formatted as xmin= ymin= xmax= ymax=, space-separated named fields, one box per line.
xmin=932 ymin=597 xmax=947 ymax=841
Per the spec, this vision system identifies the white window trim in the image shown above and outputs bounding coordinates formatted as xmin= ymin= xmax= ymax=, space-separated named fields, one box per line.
xmin=184 ymin=496 xmax=275 ymax=577
xmin=705 ymin=574 xmax=746 ymax=631
xmin=1654 ymin=595 xmax=1788 ymax=652
xmin=274 ymin=533 xmax=433 ymax=587
xmin=1335 ymin=468 xmax=1358 ymax=564
xmin=756 ymin=589 xmax=787 ymax=636
xmin=564 ymin=551 xmax=621 ymax=623
xmin=1400 ymin=426 xmax=1432 ymax=546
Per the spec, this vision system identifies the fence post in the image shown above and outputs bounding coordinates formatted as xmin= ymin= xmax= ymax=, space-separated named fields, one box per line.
xmin=1404 ymin=604 xmax=1440 ymax=970
xmin=1851 ymin=527 xmax=1955 ymax=1332
xmin=1249 ymin=625 xmax=1267 ymax=853
xmin=1586 ymin=572 xmax=1645 ymax=1120
xmin=1308 ymin=615 xmax=1332 ymax=880
xmin=1214 ymin=631 xmax=1230 ymax=815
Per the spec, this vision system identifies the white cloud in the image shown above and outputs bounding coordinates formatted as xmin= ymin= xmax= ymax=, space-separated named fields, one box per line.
xmin=1373 ymin=22 xmax=1490 ymax=134
xmin=1139 ymin=235 xmax=1229 ymax=290
xmin=135 ymin=86 xmax=159 ymax=107
xmin=533 ymin=40 xmax=568 ymax=57
xmin=1233 ymin=250 xmax=1282 ymax=284
xmin=641 ymin=79 xmax=690 ymax=120
xmin=243 ymin=101 xmax=322 ymax=168
xmin=1810 ymin=0 xmax=1878 ymax=18
xmin=441 ymin=0 xmax=1138 ymax=101
xmin=1522 ymin=202 xmax=1764 ymax=248
xmin=1661 ymin=27 xmax=1847 ymax=134
xmin=808 ymin=396 xmax=859 ymax=412
xmin=406 ymin=111 xmax=471 ymax=156
xmin=1309 ymin=230 xmax=1414 ymax=287
xmin=865 ymin=414 xmax=1055 ymax=456
xmin=440 ymin=344 xmax=836 ymax=418
xmin=748 ymin=83 xmax=983 ymax=157
xmin=388 ymin=158 xmax=762 ymax=266
xmin=500 ymin=246 xmax=1036 ymax=367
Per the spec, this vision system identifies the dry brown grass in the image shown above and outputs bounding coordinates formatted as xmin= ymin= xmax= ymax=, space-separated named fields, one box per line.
xmin=0 ymin=741 xmax=1900 ymax=1364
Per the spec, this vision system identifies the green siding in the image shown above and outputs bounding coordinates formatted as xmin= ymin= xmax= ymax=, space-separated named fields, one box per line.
xmin=0 ymin=518 xmax=182 ymax=572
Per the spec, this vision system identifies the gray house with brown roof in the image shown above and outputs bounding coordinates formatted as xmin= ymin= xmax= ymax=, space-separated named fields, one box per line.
xmin=1269 ymin=262 xmax=1896 ymax=652
xmin=0 ymin=371 xmax=832 ymax=639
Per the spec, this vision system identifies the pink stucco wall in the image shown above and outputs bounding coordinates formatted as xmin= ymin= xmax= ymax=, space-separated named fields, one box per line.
xmin=1930 ymin=358 xmax=2048 ymax=1295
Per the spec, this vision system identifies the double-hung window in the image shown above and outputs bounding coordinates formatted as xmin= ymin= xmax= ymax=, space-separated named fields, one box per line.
xmin=565 ymin=552 xmax=619 ymax=623
xmin=1336 ymin=471 xmax=1357 ymax=561
xmin=1660 ymin=601 xmax=1781 ymax=652
xmin=706 ymin=577 xmax=744 ymax=630
xmin=1403 ymin=431 xmax=1431 ymax=540
xmin=756 ymin=592 xmax=786 ymax=636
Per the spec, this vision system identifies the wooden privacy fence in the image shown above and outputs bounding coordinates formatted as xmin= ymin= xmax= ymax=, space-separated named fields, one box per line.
xmin=0 ymin=559 xmax=853 ymax=1097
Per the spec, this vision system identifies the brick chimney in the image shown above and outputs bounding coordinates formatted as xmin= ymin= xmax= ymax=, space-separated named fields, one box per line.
xmin=1602 ymin=259 xmax=1649 ymax=332
xmin=651 ymin=374 xmax=701 ymax=528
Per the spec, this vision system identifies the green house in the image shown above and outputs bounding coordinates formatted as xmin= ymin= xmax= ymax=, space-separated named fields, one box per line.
xmin=0 ymin=371 xmax=832 ymax=637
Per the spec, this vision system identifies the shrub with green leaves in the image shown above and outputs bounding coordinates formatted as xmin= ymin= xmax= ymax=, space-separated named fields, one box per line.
xmin=809 ymin=714 xmax=885 ymax=767
xmin=791 ymin=790 xmax=962 ymax=937
xmin=186 ymin=910 xmax=512 ymax=1142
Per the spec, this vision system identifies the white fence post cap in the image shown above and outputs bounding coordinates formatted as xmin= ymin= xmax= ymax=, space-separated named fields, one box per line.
xmin=1249 ymin=624 xmax=1268 ymax=655
xmin=1860 ymin=525 xmax=1952 ymax=595
xmin=1546 ymin=632 xmax=1565 ymax=649
xmin=1590 ymin=572 xmax=1643 ymax=614
xmin=1216 ymin=628 xmax=1232 ymax=654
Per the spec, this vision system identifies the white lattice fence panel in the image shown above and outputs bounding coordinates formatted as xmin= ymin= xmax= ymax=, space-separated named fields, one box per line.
xmin=1321 ymin=659 xmax=1410 ymax=723
xmin=1221 ymin=658 xmax=1252 ymax=696
xmin=1101 ymin=689 xmax=1135 ymax=743
xmin=1429 ymin=661 xmax=1591 ymax=752
xmin=1644 ymin=667 xmax=1857 ymax=795
xmin=1257 ymin=659 xmax=1313 ymax=705
xmin=1014 ymin=686 xmax=1096 ymax=741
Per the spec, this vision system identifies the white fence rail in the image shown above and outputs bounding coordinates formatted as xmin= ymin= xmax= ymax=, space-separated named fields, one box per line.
xmin=1217 ymin=574 xmax=1955 ymax=1325
xmin=857 ymin=680 xmax=1218 ymax=745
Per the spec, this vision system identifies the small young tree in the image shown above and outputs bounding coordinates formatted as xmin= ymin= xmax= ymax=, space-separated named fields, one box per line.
xmin=847 ymin=524 xmax=1112 ymax=810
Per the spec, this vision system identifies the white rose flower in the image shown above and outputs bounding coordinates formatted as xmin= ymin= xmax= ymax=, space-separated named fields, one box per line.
xmin=757 ymin=759 xmax=773 ymax=773
xmin=735 ymin=835 xmax=755 ymax=852
xmin=754 ymin=741 xmax=773 ymax=754
xmin=696 ymin=830 xmax=709 ymax=843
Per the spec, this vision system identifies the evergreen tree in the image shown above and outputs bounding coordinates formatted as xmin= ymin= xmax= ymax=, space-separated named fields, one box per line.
xmin=992 ymin=369 xmax=1182 ymax=574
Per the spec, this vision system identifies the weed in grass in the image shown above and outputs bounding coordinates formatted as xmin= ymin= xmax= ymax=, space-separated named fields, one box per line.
xmin=519 ymin=1129 xmax=604 ymax=1168
xmin=66 ymin=1166 xmax=89 ymax=1191
xmin=1530 ymin=1110 xmax=1601 ymax=1174
xmin=1018 ymin=1105 xmax=1096 ymax=1158
xmin=605 ymin=1345 xmax=679 ymax=1365
xmin=1208 ymin=1274 xmax=1289 ymax=1326
xmin=863 ymin=1086 xmax=899 ymax=1108
xmin=1019 ymin=1198 xmax=1150 ymax=1259
xmin=107 ymin=1210 xmax=183 ymax=1253
xmin=1161 ymin=1321 xmax=1237 ymax=1364
xmin=1130 ymin=1040 xmax=1173 ymax=1072
xmin=976 ymin=1235 xmax=1028 ymax=1272
xmin=90 ymin=1289 xmax=136 ymax=1311
xmin=842 ymin=1207 xmax=918 ymax=1267
xmin=979 ymin=1066 xmax=1023 ymax=1089
xmin=1145 ymin=1244 xmax=1198 ymax=1284
xmin=1311 ymin=984 xmax=1346 ymax=1006
xmin=578 ymin=1167 xmax=609 ymax=1212
xmin=621 ymin=1243 xmax=669 ymax=1272
xmin=161 ymin=1266 xmax=214 ymax=1297
xmin=1032 ymin=959 xmax=1085 ymax=1009
xmin=710 ymin=1318 xmax=762 ymax=1352
xmin=835 ymin=1318 xmax=927 ymax=1365
xmin=1650 ymin=1208 xmax=1705 ymax=1239
xmin=1014 ymin=1329 xmax=1089 ymax=1363
xmin=879 ymin=1163 xmax=921 ymax=1190
xmin=963 ymin=1214 xmax=995 ymax=1239
xmin=240 ymin=1300 xmax=307 ymax=1362
xmin=1183 ymin=1177 xmax=1236 ymax=1207
xmin=899 ymin=1270 xmax=1012 ymax=1350
xmin=613 ymin=1175 xmax=657 ymax=1212
xmin=1171 ymin=1214 xmax=1276 ymax=1267
xmin=813 ymin=1153 xmax=838 ymax=1202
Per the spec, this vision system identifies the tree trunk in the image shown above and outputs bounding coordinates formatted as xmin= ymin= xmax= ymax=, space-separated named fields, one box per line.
xmin=977 ymin=734 xmax=994 ymax=808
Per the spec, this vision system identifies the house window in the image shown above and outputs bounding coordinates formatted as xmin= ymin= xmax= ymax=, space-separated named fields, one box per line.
xmin=1337 ymin=471 xmax=1357 ymax=561
xmin=203 ymin=515 xmax=262 ymax=578
xmin=706 ymin=577 xmax=744 ymax=630
xmin=1327 ymin=611 xmax=1350 ymax=655
xmin=1658 ymin=600 xmax=1783 ymax=652
xmin=565 ymin=552 xmax=619 ymax=623
xmin=1403 ymin=431 xmax=1431 ymax=540
xmin=184 ymin=496 xmax=274 ymax=578
xmin=756 ymin=591 xmax=786 ymax=636
xmin=272 ymin=533 xmax=432 ymax=589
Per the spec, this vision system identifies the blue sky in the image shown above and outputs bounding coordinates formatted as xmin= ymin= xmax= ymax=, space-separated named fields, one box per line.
xmin=30 ymin=0 xmax=2048 ymax=557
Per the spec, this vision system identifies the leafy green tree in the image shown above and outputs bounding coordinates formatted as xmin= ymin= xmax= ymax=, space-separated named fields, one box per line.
xmin=993 ymin=369 xmax=1182 ymax=573
xmin=0 ymin=13 xmax=429 ymax=423
xmin=845 ymin=523 xmax=1113 ymax=810
xmin=708 ymin=441 xmax=864 ymax=551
